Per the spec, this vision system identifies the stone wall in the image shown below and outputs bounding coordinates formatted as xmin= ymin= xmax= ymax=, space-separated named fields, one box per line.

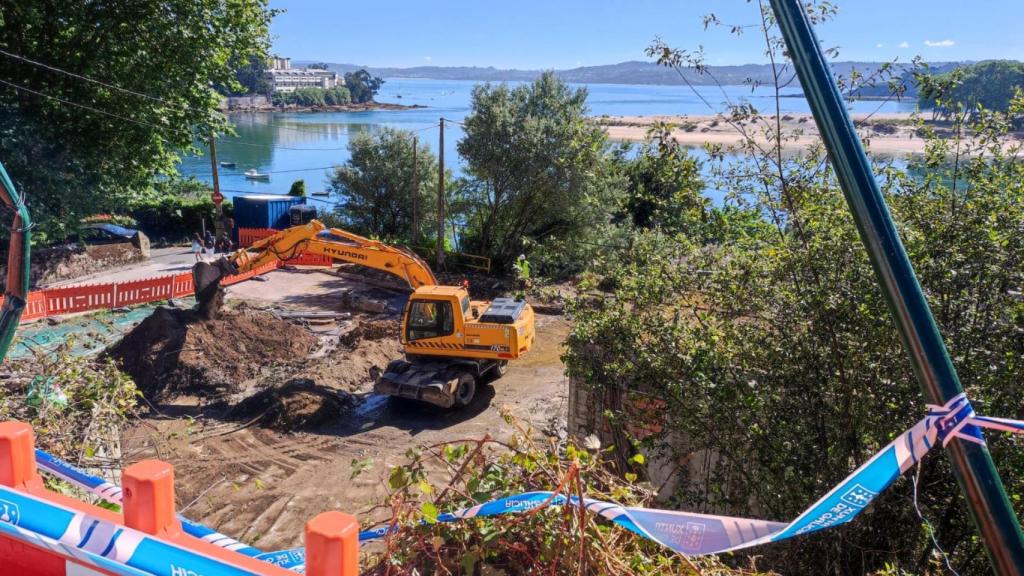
xmin=567 ymin=377 xmax=715 ymax=501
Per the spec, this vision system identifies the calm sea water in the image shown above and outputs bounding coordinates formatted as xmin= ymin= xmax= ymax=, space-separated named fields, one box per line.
xmin=178 ymin=78 xmax=918 ymax=206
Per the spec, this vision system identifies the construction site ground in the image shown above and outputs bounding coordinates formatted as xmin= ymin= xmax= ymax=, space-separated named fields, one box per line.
xmin=99 ymin=262 xmax=571 ymax=552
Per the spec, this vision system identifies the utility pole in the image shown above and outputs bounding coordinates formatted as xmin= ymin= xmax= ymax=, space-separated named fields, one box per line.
xmin=769 ymin=1 xmax=1024 ymax=573
xmin=411 ymin=134 xmax=418 ymax=246
xmin=209 ymin=132 xmax=225 ymax=237
xmin=436 ymin=118 xmax=445 ymax=268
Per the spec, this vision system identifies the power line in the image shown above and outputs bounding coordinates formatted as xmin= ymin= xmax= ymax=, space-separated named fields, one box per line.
xmin=0 ymin=48 xmax=445 ymax=153
xmin=0 ymin=76 xmax=354 ymax=154
xmin=0 ymin=77 xmax=189 ymax=137
xmin=0 ymin=48 xmax=437 ymax=139
xmin=218 ymin=138 xmax=350 ymax=151
xmin=192 ymin=165 xmax=340 ymax=177
xmin=0 ymin=48 xmax=205 ymax=114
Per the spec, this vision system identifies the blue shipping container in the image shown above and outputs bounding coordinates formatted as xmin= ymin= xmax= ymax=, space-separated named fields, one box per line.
xmin=233 ymin=195 xmax=306 ymax=231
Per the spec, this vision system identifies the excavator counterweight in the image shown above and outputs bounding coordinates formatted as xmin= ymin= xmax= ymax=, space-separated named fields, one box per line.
xmin=192 ymin=220 xmax=534 ymax=408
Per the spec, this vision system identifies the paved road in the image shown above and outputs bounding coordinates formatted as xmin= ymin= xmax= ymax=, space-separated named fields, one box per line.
xmin=44 ymin=247 xmax=204 ymax=288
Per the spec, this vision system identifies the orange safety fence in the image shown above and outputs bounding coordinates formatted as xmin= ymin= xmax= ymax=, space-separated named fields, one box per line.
xmin=44 ymin=282 xmax=115 ymax=317
xmin=0 ymin=253 xmax=332 ymax=324
xmin=238 ymin=227 xmax=277 ymax=247
xmin=113 ymin=275 xmax=175 ymax=307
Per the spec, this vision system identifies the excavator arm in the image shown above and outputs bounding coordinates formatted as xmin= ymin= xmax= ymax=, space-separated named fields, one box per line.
xmin=193 ymin=220 xmax=437 ymax=314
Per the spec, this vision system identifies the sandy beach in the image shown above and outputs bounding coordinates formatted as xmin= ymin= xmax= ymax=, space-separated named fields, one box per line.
xmin=594 ymin=112 xmax=942 ymax=156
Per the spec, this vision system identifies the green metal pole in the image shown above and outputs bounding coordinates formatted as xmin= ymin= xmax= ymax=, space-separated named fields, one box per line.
xmin=0 ymin=161 xmax=31 ymax=362
xmin=767 ymin=1 xmax=1024 ymax=572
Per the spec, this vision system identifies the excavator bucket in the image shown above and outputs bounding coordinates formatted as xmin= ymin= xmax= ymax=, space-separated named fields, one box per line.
xmin=192 ymin=258 xmax=238 ymax=319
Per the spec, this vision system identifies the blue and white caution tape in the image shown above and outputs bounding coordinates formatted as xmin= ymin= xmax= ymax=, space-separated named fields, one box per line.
xmin=33 ymin=450 xmax=266 ymax=559
xmin=0 ymin=482 xmax=273 ymax=576
xmin=21 ymin=393 xmax=1024 ymax=574
xmin=259 ymin=393 xmax=1024 ymax=570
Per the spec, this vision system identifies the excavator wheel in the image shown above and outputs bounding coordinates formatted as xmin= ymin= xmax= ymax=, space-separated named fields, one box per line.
xmin=453 ymin=372 xmax=476 ymax=408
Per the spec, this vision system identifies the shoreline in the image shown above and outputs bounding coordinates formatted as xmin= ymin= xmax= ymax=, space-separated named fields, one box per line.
xmin=224 ymin=101 xmax=426 ymax=114
xmin=591 ymin=112 xmax=983 ymax=156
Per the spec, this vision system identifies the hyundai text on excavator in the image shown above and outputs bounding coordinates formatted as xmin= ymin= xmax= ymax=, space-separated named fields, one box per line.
xmin=192 ymin=220 xmax=535 ymax=408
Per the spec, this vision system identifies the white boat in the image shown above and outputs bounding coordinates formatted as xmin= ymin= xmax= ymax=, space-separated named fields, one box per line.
xmin=244 ymin=169 xmax=270 ymax=181
xmin=310 ymin=190 xmax=329 ymax=196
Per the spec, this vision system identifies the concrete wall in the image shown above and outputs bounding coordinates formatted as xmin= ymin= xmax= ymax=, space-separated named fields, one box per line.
xmin=226 ymin=95 xmax=271 ymax=110
xmin=568 ymin=377 xmax=715 ymax=502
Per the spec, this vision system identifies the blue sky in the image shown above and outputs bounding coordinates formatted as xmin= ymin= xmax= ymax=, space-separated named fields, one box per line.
xmin=268 ymin=0 xmax=1024 ymax=69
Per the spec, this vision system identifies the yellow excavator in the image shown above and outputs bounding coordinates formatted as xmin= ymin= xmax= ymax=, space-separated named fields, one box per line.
xmin=192 ymin=220 xmax=535 ymax=408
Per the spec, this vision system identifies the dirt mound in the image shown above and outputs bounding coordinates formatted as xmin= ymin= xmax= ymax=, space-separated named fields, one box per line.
xmin=230 ymin=378 xmax=353 ymax=431
xmin=107 ymin=306 xmax=317 ymax=400
xmin=339 ymin=319 xmax=399 ymax=348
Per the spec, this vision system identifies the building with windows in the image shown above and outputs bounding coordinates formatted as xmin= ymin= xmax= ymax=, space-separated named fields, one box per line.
xmin=266 ymin=57 xmax=339 ymax=93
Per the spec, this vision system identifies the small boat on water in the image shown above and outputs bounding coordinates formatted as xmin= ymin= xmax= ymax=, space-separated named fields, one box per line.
xmin=244 ymin=169 xmax=270 ymax=181
xmin=219 ymin=161 xmax=236 ymax=168
xmin=310 ymin=190 xmax=329 ymax=196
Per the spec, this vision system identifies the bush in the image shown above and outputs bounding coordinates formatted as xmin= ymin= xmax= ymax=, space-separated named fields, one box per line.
xmin=361 ymin=412 xmax=774 ymax=575
xmin=288 ymin=179 xmax=306 ymax=197
xmin=127 ymin=180 xmax=231 ymax=244
xmin=564 ymin=100 xmax=1024 ymax=574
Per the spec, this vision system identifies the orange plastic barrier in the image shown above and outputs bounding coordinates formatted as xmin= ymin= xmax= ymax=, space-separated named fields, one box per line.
xmin=238 ymin=228 xmax=277 ymax=247
xmin=172 ymin=273 xmax=195 ymax=298
xmin=113 ymin=275 xmax=175 ymax=307
xmin=6 ymin=248 xmax=333 ymax=325
xmin=43 ymin=282 xmax=116 ymax=316
xmin=0 ymin=421 xmax=360 ymax=576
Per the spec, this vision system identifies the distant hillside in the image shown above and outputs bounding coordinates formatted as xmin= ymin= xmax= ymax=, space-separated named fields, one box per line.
xmin=294 ymin=59 xmax=970 ymax=91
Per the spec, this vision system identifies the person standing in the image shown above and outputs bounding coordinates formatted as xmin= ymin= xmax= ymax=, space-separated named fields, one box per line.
xmin=191 ymin=233 xmax=203 ymax=261
xmin=204 ymin=230 xmax=215 ymax=255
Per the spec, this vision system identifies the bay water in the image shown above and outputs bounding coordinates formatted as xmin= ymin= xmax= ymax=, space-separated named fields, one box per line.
xmin=177 ymin=78 xmax=918 ymax=207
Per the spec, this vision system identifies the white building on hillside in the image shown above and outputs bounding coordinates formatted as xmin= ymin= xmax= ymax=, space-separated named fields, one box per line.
xmin=266 ymin=57 xmax=339 ymax=93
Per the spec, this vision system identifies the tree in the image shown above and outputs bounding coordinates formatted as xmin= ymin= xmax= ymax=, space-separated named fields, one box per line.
xmin=287 ymin=179 xmax=306 ymax=197
xmin=0 ymin=1 xmax=275 ymax=243
xmin=307 ymin=62 xmax=329 ymax=70
xmin=918 ymin=60 xmax=1024 ymax=119
xmin=619 ymin=122 xmax=705 ymax=232
xmin=457 ymin=72 xmax=619 ymax=269
xmin=328 ymin=128 xmax=437 ymax=242
xmin=344 ymin=69 xmax=384 ymax=104
xmin=231 ymin=54 xmax=271 ymax=96
xmin=564 ymin=7 xmax=1024 ymax=573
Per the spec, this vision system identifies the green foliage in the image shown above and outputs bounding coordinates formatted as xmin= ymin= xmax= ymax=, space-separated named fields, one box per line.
xmin=344 ymin=69 xmax=384 ymax=104
xmin=616 ymin=122 xmax=706 ymax=232
xmin=228 ymin=54 xmax=271 ymax=96
xmin=287 ymin=179 xmax=306 ymax=197
xmin=0 ymin=0 xmax=275 ymax=241
xmin=273 ymin=85 xmax=351 ymax=107
xmin=918 ymin=60 xmax=1024 ymax=119
xmin=127 ymin=179 xmax=228 ymax=243
xmin=564 ymin=90 xmax=1024 ymax=574
xmin=328 ymin=127 xmax=438 ymax=243
xmin=457 ymin=72 xmax=621 ymax=271
xmin=0 ymin=343 xmax=137 ymax=462
xmin=81 ymin=213 xmax=138 ymax=228
xmin=364 ymin=413 xmax=773 ymax=575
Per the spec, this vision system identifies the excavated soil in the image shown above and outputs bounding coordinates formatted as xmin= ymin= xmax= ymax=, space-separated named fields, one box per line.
xmin=338 ymin=319 xmax=399 ymax=348
xmin=107 ymin=306 xmax=317 ymax=400
xmin=230 ymin=378 xmax=355 ymax=432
